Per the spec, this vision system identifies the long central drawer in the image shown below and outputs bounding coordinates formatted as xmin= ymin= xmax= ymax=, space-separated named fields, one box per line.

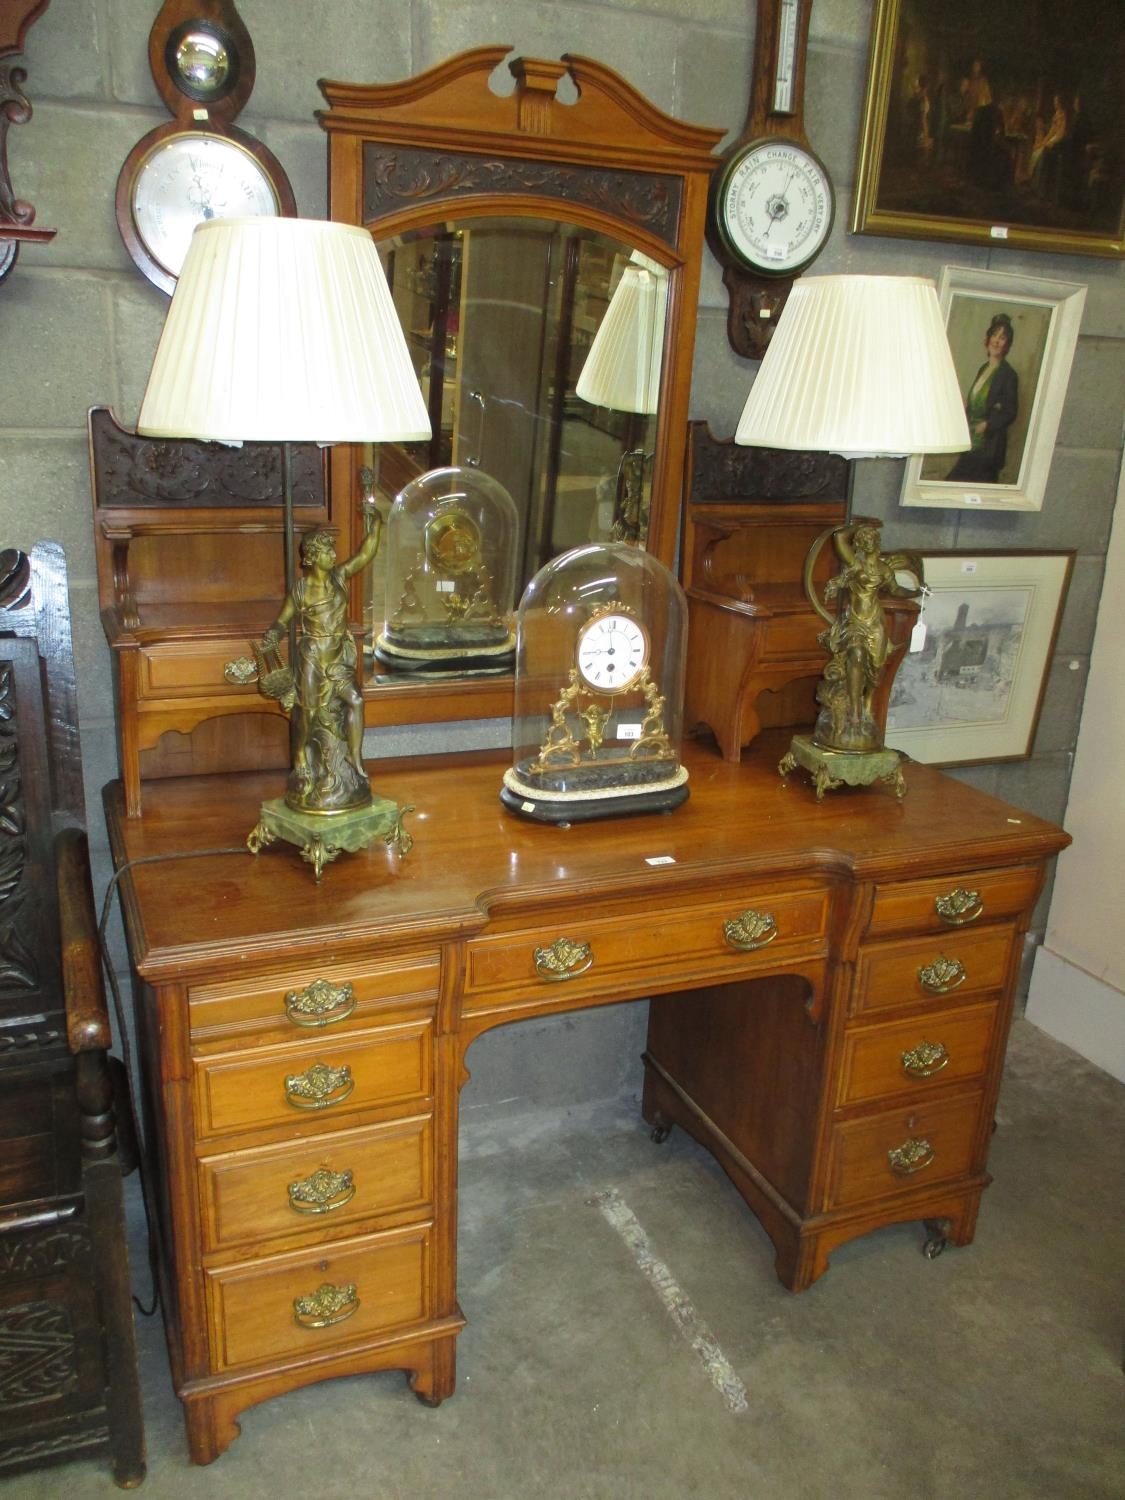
xmin=463 ymin=881 xmax=831 ymax=1013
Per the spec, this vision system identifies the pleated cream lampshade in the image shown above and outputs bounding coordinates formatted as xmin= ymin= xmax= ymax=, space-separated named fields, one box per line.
xmin=137 ymin=216 xmax=431 ymax=444
xmin=575 ymin=251 xmax=668 ymax=416
xmin=735 ymin=274 xmax=969 ymax=459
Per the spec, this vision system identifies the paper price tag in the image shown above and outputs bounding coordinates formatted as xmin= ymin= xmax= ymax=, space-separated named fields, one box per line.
xmin=645 ymin=855 xmax=676 ymax=866
xmin=909 ymin=619 xmax=927 ymax=653
xmin=617 ymin=723 xmax=641 ymax=741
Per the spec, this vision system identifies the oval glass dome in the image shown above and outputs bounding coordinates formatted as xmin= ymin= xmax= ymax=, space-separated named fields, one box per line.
xmin=376 ymin=466 xmax=519 ymax=674
xmin=502 ymin=541 xmax=688 ymax=822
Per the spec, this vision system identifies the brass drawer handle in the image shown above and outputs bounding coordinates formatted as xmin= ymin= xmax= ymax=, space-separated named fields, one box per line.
xmin=918 ymin=955 xmax=966 ymax=995
xmin=888 ymin=1137 xmax=935 ymax=1177
xmin=723 ymin=909 xmax=778 ymax=952
xmin=901 ymin=1041 xmax=950 ymax=1079
xmin=284 ymin=1061 xmax=355 ymax=1111
xmin=288 ymin=1167 xmax=356 ymax=1216
xmin=223 ymin=655 xmax=259 ymax=686
xmin=935 ymin=887 xmax=983 ymax=926
xmin=284 ymin=977 xmax=356 ymax=1028
xmin=533 ymin=937 xmax=593 ymax=982
xmin=293 ymin=1282 xmax=359 ymax=1329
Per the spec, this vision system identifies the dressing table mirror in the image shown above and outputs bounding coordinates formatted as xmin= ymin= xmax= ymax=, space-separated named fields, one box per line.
xmin=318 ymin=46 xmax=723 ymax=728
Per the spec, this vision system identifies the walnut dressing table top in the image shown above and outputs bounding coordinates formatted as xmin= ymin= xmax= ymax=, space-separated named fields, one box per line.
xmin=105 ymin=740 xmax=1068 ymax=1464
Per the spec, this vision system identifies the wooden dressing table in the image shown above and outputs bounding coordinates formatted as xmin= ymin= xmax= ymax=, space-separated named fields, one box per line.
xmin=106 ymin=739 xmax=1067 ymax=1463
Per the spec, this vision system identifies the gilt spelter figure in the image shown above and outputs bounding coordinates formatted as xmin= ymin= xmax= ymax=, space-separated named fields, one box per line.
xmin=247 ymin=507 xmax=412 ymax=879
xmin=780 ymin=520 xmax=923 ymax=800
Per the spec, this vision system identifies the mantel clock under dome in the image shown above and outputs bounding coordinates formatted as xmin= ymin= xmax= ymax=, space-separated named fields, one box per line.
xmin=376 ymin=466 xmax=519 ymax=674
xmin=502 ymin=542 xmax=689 ymax=822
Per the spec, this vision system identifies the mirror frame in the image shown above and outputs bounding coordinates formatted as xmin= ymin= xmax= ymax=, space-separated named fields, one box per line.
xmin=318 ymin=45 xmax=722 ymax=729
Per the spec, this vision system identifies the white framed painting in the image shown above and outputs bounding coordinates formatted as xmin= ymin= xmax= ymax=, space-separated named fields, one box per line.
xmin=885 ymin=551 xmax=1073 ymax=765
xmin=900 ymin=267 xmax=1086 ymax=512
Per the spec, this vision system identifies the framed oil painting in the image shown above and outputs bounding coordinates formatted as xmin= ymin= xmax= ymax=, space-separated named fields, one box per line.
xmin=852 ymin=0 xmax=1124 ymax=259
xmin=901 ymin=266 xmax=1085 ymax=512
xmin=884 ymin=550 xmax=1073 ymax=765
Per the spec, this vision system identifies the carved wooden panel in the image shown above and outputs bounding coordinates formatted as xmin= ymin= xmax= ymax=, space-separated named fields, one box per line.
xmin=363 ymin=144 xmax=681 ymax=245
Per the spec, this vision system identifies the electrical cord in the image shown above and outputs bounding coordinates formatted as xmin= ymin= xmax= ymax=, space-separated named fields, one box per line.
xmin=96 ymin=845 xmax=251 ymax=1317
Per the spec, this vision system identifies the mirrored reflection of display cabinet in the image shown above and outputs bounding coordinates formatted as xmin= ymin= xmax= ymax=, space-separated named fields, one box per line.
xmin=318 ymin=46 xmax=722 ymax=728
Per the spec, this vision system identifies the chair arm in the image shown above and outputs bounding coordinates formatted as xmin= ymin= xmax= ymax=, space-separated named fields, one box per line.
xmin=56 ymin=826 xmax=112 ymax=1055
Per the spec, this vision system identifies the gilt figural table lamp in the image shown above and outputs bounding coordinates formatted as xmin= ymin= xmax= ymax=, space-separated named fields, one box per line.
xmin=734 ymin=274 xmax=970 ymax=799
xmin=137 ymin=215 xmax=431 ymax=876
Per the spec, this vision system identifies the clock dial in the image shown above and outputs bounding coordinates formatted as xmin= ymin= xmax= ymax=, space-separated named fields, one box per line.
xmin=575 ymin=612 xmax=649 ymax=693
xmin=131 ymin=134 xmax=280 ymax=277
xmin=716 ymin=138 xmax=833 ymax=276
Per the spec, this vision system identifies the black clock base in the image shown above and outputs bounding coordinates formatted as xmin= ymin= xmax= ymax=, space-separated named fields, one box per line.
xmin=500 ymin=780 xmax=690 ymax=825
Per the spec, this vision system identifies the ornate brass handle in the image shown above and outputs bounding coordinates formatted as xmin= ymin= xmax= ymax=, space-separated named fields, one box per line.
xmin=293 ymin=1282 xmax=359 ymax=1329
xmin=283 ymin=1061 xmax=354 ymax=1111
xmin=723 ymin=909 xmax=778 ymax=952
xmin=918 ymin=955 xmax=966 ymax=995
xmin=288 ymin=1167 xmax=356 ymax=1216
xmin=284 ymin=977 xmax=356 ymax=1028
xmin=223 ymin=655 xmax=259 ymax=686
xmin=533 ymin=937 xmax=593 ymax=982
xmin=901 ymin=1041 xmax=950 ymax=1079
xmin=888 ymin=1137 xmax=935 ymax=1177
xmin=935 ymin=887 xmax=983 ymax=926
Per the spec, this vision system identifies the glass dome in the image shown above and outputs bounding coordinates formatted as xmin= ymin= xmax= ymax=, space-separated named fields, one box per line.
xmin=502 ymin=541 xmax=689 ymax=822
xmin=376 ymin=466 xmax=519 ymax=674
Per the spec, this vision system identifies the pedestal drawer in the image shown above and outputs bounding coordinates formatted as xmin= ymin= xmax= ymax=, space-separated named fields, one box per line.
xmin=188 ymin=954 xmax=441 ymax=1041
xmin=824 ymin=1092 xmax=983 ymax=1210
xmin=192 ymin=1018 xmax=432 ymax=1141
xmin=198 ymin=1114 xmax=433 ymax=1253
xmin=866 ymin=865 xmax=1040 ymax=938
xmin=836 ymin=1004 xmax=999 ymax=1108
xmin=852 ymin=925 xmax=1017 ymax=1019
xmin=463 ymin=882 xmax=830 ymax=1010
xmin=205 ymin=1224 xmax=429 ymax=1371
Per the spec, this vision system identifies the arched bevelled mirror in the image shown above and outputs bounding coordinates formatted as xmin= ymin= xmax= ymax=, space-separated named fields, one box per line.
xmin=318 ymin=46 xmax=722 ymax=727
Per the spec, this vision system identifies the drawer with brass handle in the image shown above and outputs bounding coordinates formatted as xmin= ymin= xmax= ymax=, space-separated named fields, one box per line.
xmin=823 ymin=1092 xmax=982 ymax=1210
xmin=188 ymin=952 xmax=440 ymax=1041
xmin=192 ymin=1018 xmax=433 ymax=1141
xmin=463 ymin=882 xmax=830 ymax=1015
xmin=851 ymin=925 xmax=1018 ymax=1019
xmin=204 ymin=1225 xmax=429 ymax=1371
xmin=198 ymin=1114 xmax=432 ymax=1253
xmin=865 ymin=865 xmax=1040 ymax=938
xmin=836 ymin=1003 xmax=998 ymax=1108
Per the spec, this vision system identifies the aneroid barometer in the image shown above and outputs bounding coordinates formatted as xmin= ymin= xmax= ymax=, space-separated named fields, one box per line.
xmin=707 ymin=0 xmax=835 ymax=357
xmin=501 ymin=542 xmax=689 ymax=823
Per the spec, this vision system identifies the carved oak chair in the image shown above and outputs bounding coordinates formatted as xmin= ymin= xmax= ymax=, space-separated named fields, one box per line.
xmin=0 ymin=541 xmax=145 ymax=1485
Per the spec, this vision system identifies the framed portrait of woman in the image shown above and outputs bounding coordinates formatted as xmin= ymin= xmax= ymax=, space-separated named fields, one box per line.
xmin=900 ymin=266 xmax=1086 ymax=512
xmin=852 ymin=0 xmax=1124 ymax=259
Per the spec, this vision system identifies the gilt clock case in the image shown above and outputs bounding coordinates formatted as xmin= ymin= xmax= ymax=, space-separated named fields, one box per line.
xmin=502 ymin=541 xmax=689 ymax=822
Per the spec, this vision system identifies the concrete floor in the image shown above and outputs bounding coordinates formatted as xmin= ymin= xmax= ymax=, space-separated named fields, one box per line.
xmin=7 ymin=1017 xmax=1123 ymax=1500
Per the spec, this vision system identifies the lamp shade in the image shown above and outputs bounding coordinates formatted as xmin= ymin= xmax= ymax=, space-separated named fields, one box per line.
xmin=734 ymin=274 xmax=969 ymax=459
xmin=575 ymin=251 xmax=667 ymax=416
xmin=137 ymin=216 xmax=431 ymax=444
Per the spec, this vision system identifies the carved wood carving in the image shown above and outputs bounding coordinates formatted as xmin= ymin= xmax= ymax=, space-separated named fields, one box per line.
xmin=363 ymin=144 xmax=680 ymax=245
xmin=688 ymin=421 xmax=848 ymax=506
xmin=89 ymin=408 xmax=325 ymax=509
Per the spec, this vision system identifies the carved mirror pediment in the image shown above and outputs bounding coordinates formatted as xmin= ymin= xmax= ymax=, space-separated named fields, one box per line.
xmin=318 ymin=46 xmax=722 ymax=725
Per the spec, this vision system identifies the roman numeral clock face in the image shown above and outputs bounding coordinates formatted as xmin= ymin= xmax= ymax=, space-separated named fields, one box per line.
xmin=575 ymin=612 xmax=649 ymax=693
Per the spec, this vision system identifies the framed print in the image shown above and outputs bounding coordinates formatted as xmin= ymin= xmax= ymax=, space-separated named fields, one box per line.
xmin=901 ymin=266 xmax=1085 ymax=512
xmin=852 ymin=0 xmax=1124 ymax=259
xmin=885 ymin=550 xmax=1073 ymax=765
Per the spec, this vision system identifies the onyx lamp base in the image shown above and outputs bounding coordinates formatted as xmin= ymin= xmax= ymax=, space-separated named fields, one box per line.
xmin=248 ymin=794 xmax=414 ymax=881
xmin=778 ymin=734 xmax=906 ymax=802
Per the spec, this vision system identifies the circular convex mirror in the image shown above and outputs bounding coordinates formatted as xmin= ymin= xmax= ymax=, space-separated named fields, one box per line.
xmin=169 ymin=26 xmax=235 ymax=101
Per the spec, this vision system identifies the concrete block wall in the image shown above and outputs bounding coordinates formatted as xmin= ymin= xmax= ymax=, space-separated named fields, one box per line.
xmin=3 ymin=0 xmax=1122 ymax=1110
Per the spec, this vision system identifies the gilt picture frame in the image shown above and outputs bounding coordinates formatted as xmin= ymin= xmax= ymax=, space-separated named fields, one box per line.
xmin=884 ymin=550 xmax=1073 ymax=765
xmin=900 ymin=266 xmax=1085 ymax=512
xmin=852 ymin=0 xmax=1124 ymax=259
